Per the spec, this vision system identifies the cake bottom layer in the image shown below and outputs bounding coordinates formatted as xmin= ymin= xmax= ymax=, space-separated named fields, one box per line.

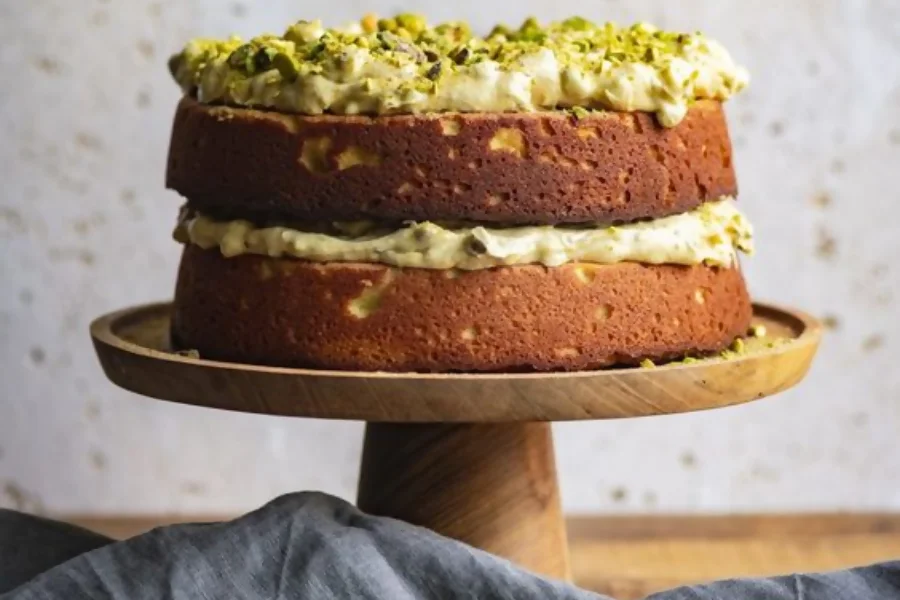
xmin=172 ymin=246 xmax=752 ymax=372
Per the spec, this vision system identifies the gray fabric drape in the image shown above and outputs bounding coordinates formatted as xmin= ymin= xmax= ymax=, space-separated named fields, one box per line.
xmin=2 ymin=493 xmax=898 ymax=599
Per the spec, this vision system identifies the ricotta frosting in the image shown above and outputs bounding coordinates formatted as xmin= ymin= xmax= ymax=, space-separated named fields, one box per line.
xmin=170 ymin=16 xmax=748 ymax=127
xmin=175 ymin=198 xmax=753 ymax=270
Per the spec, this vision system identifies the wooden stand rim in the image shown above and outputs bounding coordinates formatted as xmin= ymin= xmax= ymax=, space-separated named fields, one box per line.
xmin=91 ymin=301 xmax=821 ymax=423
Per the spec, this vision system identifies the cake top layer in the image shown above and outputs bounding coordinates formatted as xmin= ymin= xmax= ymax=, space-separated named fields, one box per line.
xmin=169 ymin=14 xmax=748 ymax=126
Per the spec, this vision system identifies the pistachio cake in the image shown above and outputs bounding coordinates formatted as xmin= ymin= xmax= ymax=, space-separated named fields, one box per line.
xmin=166 ymin=14 xmax=754 ymax=372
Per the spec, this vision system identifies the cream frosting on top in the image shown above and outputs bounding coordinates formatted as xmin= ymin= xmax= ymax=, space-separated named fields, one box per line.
xmin=169 ymin=15 xmax=749 ymax=126
xmin=175 ymin=198 xmax=753 ymax=270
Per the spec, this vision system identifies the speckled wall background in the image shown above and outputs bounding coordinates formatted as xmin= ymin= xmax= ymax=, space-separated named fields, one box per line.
xmin=1 ymin=0 xmax=898 ymax=515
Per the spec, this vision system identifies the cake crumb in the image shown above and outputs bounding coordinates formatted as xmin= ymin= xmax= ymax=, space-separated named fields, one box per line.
xmin=748 ymin=324 xmax=767 ymax=338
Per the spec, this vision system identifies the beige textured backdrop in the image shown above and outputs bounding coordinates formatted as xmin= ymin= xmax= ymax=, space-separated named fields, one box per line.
xmin=1 ymin=1 xmax=898 ymax=515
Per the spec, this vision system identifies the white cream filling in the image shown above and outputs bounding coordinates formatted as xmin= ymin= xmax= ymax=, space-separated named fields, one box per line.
xmin=176 ymin=199 xmax=753 ymax=270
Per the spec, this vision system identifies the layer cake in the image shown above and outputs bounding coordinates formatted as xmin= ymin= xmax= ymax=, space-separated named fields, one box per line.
xmin=165 ymin=14 xmax=754 ymax=372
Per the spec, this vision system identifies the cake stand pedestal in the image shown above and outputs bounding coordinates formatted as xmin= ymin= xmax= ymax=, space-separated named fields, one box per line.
xmin=91 ymin=303 xmax=820 ymax=581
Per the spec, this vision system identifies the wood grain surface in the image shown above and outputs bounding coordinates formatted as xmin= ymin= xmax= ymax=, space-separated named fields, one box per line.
xmin=64 ymin=514 xmax=900 ymax=599
xmin=358 ymin=422 xmax=570 ymax=580
xmin=567 ymin=514 xmax=900 ymax=598
xmin=90 ymin=302 xmax=821 ymax=423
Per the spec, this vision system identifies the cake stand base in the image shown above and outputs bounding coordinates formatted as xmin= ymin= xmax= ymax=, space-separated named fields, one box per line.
xmin=358 ymin=422 xmax=569 ymax=578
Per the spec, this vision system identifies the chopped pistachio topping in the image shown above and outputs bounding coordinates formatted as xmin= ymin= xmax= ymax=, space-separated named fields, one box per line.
xmin=169 ymin=14 xmax=749 ymax=126
xmin=640 ymin=327 xmax=789 ymax=368
xmin=174 ymin=198 xmax=752 ymax=270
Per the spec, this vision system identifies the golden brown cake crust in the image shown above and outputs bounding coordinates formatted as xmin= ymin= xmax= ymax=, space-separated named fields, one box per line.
xmin=171 ymin=247 xmax=752 ymax=372
xmin=167 ymin=98 xmax=736 ymax=225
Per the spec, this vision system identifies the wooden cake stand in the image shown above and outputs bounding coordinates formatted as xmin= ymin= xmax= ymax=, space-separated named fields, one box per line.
xmin=91 ymin=302 xmax=820 ymax=581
